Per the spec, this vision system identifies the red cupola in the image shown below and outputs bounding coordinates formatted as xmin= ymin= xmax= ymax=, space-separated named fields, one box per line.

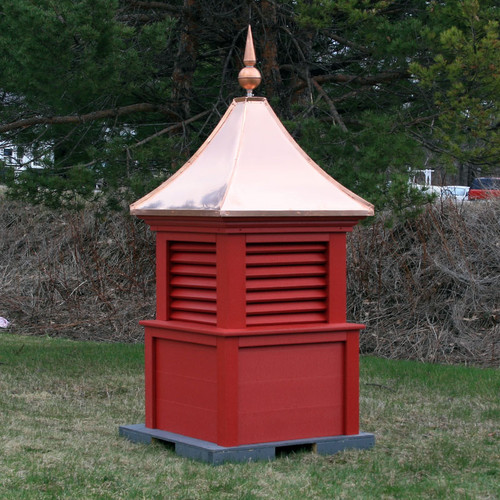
xmin=120 ymin=27 xmax=375 ymax=463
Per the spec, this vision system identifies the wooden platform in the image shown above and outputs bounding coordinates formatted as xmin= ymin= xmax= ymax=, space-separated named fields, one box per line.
xmin=119 ymin=424 xmax=375 ymax=465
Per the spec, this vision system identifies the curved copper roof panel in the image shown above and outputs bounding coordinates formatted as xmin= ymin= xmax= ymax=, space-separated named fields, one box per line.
xmin=130 ymin=97 xmax=374 ymax=217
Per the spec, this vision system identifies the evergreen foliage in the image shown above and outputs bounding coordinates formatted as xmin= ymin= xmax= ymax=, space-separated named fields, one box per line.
xmin=0 ymin=0 xmax=498 ymax=211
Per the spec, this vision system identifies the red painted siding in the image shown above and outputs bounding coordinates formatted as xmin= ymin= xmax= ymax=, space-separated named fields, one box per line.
xmin=141 ymin=219 xmax=363 ymax=446
xmin=154 ymin=338 xmax=217 ymax=442
xmin=238 ymin=342 xmax=344 ymax=443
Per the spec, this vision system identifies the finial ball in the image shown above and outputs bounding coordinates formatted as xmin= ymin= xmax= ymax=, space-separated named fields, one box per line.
xmin=238 ymin=67 xmax=261 ymax=90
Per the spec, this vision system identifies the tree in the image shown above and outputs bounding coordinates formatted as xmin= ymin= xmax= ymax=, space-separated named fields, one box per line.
xmin=410 ymin=0 xmax=499 ymax=184
xmin=0 ymin=0 xmax=498 ymax=211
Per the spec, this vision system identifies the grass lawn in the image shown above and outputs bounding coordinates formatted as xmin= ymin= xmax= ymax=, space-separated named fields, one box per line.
xmin=0 ymin=332 xmax=498 ymax=499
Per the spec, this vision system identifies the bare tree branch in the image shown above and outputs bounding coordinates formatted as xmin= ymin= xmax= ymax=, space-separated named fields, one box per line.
xmin=293 ymin=71 xmax=410 ymax=92
xmin=331 ymin=87 xmax=372 ymax=103
xmin=329 ymin=33 xmax=370 ymax=54
xmin=311 ymin=79 xmax=348 ymax=132
xmin=404 ymin=114 xmax=440 ymax=127
xmin=130 ymin=109 xmax=210 ymax=149
xmin=0 ymin=103 xmax=179 ymax=133
xmin=124 ymin=1 xmax=184 ymax=15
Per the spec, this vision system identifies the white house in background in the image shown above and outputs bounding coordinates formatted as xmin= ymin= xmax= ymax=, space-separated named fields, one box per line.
xmin=1 ymin=145 xmax=46 ymax=175
xmin=1 ymin=145 xmax=21 ymax=167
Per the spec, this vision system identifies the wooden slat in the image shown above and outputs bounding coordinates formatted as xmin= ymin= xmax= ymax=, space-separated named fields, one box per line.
xmin=170 ymin=310 xmax=217 ymax=325
xmin=246 ymin=252 xmax=326 ymax=266
xmin=246 ymin=276 xmax=326 ymax=291
xmin=247 ymin=243 xmax=327 ymax=254
xmin=171 ymin=264 xmax=217 ymax=277
xmin=246 ymin=289 xmax=326 ymax=303
xmin=171 ymin=300 xmax=217 ymax=314
xmin=171 ymin=276 xmax=216 ymax=289
xmin=170 ymin=252 xmax=216 ymax=265
xmin=170 ymin=242 xmax=216 ymax=252
xmin=247 ymin=300 xmax=326 ymax=315
xmin=171 ymin=288 xmax=217 ymax=301
xmin=246 ymin=264 xmax=325 ymax=278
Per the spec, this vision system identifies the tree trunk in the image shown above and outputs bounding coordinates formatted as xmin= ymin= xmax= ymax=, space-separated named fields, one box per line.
xmin=172 ymin=0 xmax=199 ymax=118
xmin=260 ymin=0 xmax=282 ymax=100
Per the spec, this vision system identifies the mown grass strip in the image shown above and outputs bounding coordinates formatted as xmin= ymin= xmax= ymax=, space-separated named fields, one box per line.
xmin=0 ymin=333 xmax=498 ymax=499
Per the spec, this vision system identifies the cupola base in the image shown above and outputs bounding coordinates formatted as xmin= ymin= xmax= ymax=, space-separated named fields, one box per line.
xmin=119 ymin=424 xmax=375 ymax=465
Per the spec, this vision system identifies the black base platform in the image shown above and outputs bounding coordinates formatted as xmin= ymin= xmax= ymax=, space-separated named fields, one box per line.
xmin=119 ymin=424 xmax=375 ymax=465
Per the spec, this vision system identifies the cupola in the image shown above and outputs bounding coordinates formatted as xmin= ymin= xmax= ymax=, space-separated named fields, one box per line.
xmin=121 ymin=26 xmax=375 ymax=464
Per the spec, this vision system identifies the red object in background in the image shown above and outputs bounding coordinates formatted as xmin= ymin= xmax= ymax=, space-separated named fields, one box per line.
xmin=136 ymin=217 xmax=365 ymax=447
xmin=468 ymin=177 xmax=500 ymax=200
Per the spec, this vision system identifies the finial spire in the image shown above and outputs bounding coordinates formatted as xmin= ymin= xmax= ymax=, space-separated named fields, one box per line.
xmin=243 ymin=25 xmax=257 ymax=66
xmin=238 ymin=25 xmax=261 ymax=97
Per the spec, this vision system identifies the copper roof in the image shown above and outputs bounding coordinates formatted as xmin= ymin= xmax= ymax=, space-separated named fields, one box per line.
xmin=130 ymin=96 xmax=374 ymax=217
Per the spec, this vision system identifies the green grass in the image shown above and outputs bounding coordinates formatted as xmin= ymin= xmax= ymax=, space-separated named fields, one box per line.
xmin=1 ymin=333 xmax=498 ymax=499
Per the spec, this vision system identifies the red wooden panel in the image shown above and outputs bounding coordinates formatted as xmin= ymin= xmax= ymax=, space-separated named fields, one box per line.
xmin=239 ymin=406 xmax=344 ymax=444
xmin=154 ymin=338 xmax=217 ymax=442
xmin=155 ymin=373 xmax=217 ymax=409
xmin=145 ymin=332 xmax=155 ymax=428
xmin=238 ymin=342 xmax=344 ymax=444
xmin=216 ymin=234 xmax=246 ymax=329
xmin=156 ymin=233 xmax=168 ymax=320
xmin=155 ymin=399 xmax=217 ymax=443
xmin=155 ymin=339 xmax=217 ymax=378
xmin=240 ymin=343 xmax=343 ymax=379
xmin=239 ymin=377 xmax=342 ymax=413
xmin=216 ymin=337 xmax=239 ymax=446
xmin=328 ymin=233 xmax=347 ymax=323
xmin=344 ymin=331 xmax=360 ymax=435
xmin=246 ymin=288 xmax=326 ymax=303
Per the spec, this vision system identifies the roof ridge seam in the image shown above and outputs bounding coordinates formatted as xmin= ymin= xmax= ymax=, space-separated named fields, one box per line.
xmin=218 ymin=99 xmax=249 ymax=211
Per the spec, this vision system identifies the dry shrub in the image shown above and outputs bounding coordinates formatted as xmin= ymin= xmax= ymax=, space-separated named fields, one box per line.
xmin=0 ymin=199 xmax=155 ymax=342
xmin=1 ymin=198 xmax=499 ymax=365
xmin=348 ymin=199 xmax=500 ymax=366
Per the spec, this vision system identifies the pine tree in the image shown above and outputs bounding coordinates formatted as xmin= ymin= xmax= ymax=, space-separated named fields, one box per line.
xmin=0 ymin=0 xmax=497 ymax=211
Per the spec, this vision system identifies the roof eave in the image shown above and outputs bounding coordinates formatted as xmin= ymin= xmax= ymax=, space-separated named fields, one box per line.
xmin=130 ymin=208 xmax=374 ymax=217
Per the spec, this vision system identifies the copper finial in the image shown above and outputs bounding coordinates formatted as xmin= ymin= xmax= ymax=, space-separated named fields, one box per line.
xmin=238 ymin=25 xmax=261 ymax=97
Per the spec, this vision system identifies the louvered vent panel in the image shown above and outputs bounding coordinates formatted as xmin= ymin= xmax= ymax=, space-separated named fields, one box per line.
xmin=246 ymin=242 xmax=328 ymax=326
xmin=169 ymin=242 xmax=217 ymax=325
